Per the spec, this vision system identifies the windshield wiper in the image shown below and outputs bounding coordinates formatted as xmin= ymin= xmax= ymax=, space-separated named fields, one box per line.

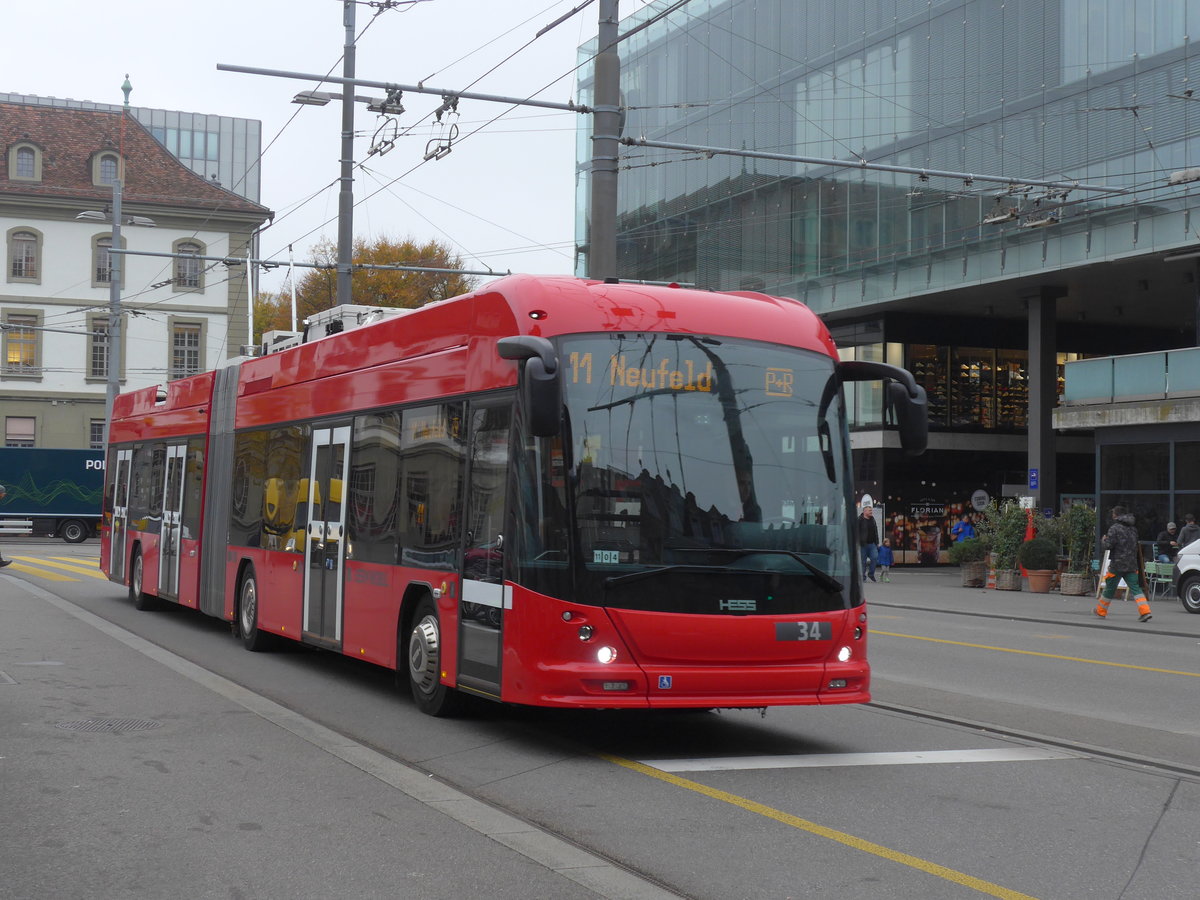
xmin=668 ymin=548 xmax=845 ymax=593
xmin=604 ymin=564 xmax=771 ymax=588
xmin=604 ymin=552 xmax=844 ymax=593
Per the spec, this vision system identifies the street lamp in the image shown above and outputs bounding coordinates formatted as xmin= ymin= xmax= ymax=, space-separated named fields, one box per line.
xmin=292 ymin=89 xmax=405 ymax=115
xmin=77 ymin=180 xmax=154 ymax=443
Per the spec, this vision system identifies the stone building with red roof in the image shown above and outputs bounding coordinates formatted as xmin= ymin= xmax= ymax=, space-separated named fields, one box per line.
xmin=1 ymin=98 xmax=272 ymax=449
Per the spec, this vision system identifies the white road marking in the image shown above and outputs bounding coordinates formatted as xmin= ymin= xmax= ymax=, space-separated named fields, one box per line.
xmin=645 ymin=747 xmax=1079 ymax=772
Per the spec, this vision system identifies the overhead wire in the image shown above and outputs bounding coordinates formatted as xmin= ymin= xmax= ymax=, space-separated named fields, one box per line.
xmin=262 ymin=0 xmax=602 ymax=269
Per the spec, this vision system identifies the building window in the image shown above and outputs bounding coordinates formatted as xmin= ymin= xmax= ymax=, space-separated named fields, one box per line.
xmin=92 ymin=234 xmax=123 ymax=286
xmin=15 ymin=147 xmax=35 ymax=178
xmin=90 ymin=419 xmax=106 ymax=450
xmin=94 ymin=152 xmax=120 ymax=187
xmin=3 ymin=313 xmax=40 ymax=377
xmin=170 ymin=322 xmax=203 ymax=380
xmin=174 ymin=240 xmax=205 ymax=290
xmin=5 ymin=416 xmax=35 ymax=448
xmin=7 ymin=228 xmax=41 ymax=283
xmin=88 ymin=317 xmax=110 ymax=379
xmin=7 ymin=142 xmax=42 ymax=182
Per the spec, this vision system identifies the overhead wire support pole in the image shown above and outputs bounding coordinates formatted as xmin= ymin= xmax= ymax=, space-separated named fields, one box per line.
xmin=106 ymin=178 xmax=124 ymax=446
xmin=337 ymin=0 xmax=356 ymax=306
xmin=620 ymin=137 xmax=1124 ymax=195
xmin=588 ymin=0 xmax=620 ymax=280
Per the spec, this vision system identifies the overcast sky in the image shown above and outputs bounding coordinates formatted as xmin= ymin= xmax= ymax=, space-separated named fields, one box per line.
xmin=7 ymin=0 xmax=659 ymax=292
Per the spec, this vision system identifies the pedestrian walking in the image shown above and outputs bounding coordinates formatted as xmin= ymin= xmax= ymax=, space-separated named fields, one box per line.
xmin=859 ymin=504 xmax=880 ymax=582
xmin=877 ymin=538 xmax=894 ymax=581
xmin=1177 ymin=513 xmax=1200 ymax=551
xmin=1097 ymin=505 xmax=1151 ymax=622
xmin=0 ymin=484 xmax=11 ymax=568
xmin=951 ymin=513 xmax=976 ymax=543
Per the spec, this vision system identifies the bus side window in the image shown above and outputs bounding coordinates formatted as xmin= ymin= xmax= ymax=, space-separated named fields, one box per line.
xmin=464 ymin=403 xmax=511 ymax=584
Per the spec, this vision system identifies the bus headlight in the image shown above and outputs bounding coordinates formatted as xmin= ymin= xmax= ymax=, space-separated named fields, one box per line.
xmin=837 ymin=645 xmax=852 ymax=662
xmin=578 ymin=625 xmax=594 ymax=641
xmin=597 ymin=646 xmax=617 ymax=664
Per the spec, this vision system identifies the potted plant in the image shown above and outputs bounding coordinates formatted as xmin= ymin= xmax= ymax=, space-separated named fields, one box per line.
xmin=1018 ymin=536 xmax=1059 ymax=592
xmin=1061 ymin=503 xmax=1098 ymax=595
xmin=983 ymin=501 xmax=1028 ymax=591
xmin=949 ymin=537 xmax=988 ymax=587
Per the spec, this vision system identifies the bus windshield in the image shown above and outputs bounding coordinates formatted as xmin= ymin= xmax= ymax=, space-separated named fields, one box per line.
xmin=551 ymin=332 xmax=856 ymax=615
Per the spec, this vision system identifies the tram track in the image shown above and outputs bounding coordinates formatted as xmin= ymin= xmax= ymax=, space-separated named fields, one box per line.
xmin=867 ymin=597 xmax=1200 ymax=639
xmin=866 ymin=700 xmax=1200 ymax=784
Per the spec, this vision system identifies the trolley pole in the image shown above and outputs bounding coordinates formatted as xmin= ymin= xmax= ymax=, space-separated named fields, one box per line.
xmin=337 ymin=0 xmax=356 ymax=306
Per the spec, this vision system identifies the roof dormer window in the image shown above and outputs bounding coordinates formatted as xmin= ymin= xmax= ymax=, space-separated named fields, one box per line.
xmin=8 ymin=142 xmax=42 ymax=182
xmin=93 ymin=151 xmax=121 ymax=187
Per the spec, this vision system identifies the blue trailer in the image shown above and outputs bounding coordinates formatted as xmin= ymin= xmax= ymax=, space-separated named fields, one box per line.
xmin=0 ymin=448 xmax=104 ymax=542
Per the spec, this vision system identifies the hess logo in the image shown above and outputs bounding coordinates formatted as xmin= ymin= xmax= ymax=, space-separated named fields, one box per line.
xmin=719 ymin=598 xmax=756 ymax=612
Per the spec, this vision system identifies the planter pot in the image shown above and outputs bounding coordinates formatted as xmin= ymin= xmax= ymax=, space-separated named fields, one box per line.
xmin=1060 ymin=572 xmax=1095 ymax=596
xmin=994 ymin=569 xmax=1023 ymax=591
xmin=1026 ymin=569 xmax=1055 ymax=593
xmin=961 ymin=560 xmax=987 ymax=587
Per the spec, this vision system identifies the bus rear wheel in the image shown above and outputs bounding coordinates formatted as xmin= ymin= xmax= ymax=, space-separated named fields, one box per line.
xmin=238 ymin=567 xmax=271 ymax=651
xmin=406 ymin=597 xmax=464 ymax=717
xmin=129 ymin=548 xmax=157 ymax=611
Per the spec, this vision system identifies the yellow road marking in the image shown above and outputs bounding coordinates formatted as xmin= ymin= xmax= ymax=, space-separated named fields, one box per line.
xmin=601 ymin=753 xmax=1040 ymax=900
xmin=3 ymin=562 xmax=76 ymax=582
xmin=874 ymin=630 xmax=1200 ymax=677
xmin=10 ymin=556 xmax=108 ymax=580
xmin=50 ymin=556 xmax=100 ymax=565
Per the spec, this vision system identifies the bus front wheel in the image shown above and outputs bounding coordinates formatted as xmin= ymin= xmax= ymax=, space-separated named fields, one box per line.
xmin=406 ymin=597 xmax=464 ymax=717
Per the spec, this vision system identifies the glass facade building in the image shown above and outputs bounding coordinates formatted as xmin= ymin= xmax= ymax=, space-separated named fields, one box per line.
xmin=577 ymin=0 xmax=1200 ymax=561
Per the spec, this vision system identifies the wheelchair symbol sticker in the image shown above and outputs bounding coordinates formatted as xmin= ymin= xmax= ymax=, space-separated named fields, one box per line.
xmin=658 ymin=675 xmax=673 ymax=690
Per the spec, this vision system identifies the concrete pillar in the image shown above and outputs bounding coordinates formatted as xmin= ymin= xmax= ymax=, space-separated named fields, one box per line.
xmin=1025 ymin=286 xmax=1066 ymax=514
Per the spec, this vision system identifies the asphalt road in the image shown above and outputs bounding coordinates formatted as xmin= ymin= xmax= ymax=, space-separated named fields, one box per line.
xmin=3 ymin=542 xmax=1198 ymax=900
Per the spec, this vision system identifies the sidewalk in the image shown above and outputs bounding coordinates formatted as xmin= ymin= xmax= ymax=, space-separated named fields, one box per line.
xmin=0 ymin=576 xmax=674 ymax=900
xmin=866 ymin=565 xmax=1200 ymax=636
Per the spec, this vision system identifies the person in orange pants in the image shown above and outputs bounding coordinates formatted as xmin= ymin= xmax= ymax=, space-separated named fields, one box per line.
xmin=1097 ymin=505 xmax=1152 ymax=622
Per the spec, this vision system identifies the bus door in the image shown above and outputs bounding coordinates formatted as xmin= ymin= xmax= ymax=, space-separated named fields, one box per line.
xmin=157 ymin=443 xmax=187 ymax=597
xmin=303 ymin=425 xmax=351 ymax=646
xmin=457 ymin=403 xmax=512 ymax=695
xmin=109 ymin=448 xmax=133 ymax=582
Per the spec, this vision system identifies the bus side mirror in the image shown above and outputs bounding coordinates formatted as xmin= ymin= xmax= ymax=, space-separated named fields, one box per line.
xmin=839 ymin=360 xmax=928 ymax=456
xmin=498 ymin=336 xmax=562 ymax=438
xmin=887 ymin=380 xmax=928 ymax=455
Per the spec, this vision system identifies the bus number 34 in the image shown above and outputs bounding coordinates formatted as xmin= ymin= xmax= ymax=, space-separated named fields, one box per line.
xmin=775 ymin=621 xmax=833 ymax=641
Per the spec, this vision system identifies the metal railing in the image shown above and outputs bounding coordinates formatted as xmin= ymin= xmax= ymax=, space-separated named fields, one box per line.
xmin=1061 ymin=347 xmax=1200 ymax=405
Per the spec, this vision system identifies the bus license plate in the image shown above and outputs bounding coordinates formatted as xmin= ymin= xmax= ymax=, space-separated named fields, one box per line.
xmin=775 ymin=621 xmax=832 ymax=641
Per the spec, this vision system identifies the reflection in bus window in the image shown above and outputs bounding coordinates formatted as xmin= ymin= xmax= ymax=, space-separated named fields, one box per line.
xmin=399 ymin=403 xmax=464 ymax=569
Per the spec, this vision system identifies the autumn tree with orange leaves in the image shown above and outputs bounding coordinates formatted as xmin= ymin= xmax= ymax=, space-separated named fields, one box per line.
xmin=253 ymin=235 xmax=477 ymax=343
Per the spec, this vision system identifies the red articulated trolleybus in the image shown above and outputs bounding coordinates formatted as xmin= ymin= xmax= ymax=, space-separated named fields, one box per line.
xmin=101 ymin=275 xmax=926 ymax=716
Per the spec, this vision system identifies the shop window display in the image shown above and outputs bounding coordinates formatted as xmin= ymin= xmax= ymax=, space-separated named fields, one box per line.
xmin=996 ymin=349 xmax=1028 ymax=429
xmin=908 ymin=344 xmax=948 ymax=426
xmin=951 ymin=347 xmax=995 ymax=428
